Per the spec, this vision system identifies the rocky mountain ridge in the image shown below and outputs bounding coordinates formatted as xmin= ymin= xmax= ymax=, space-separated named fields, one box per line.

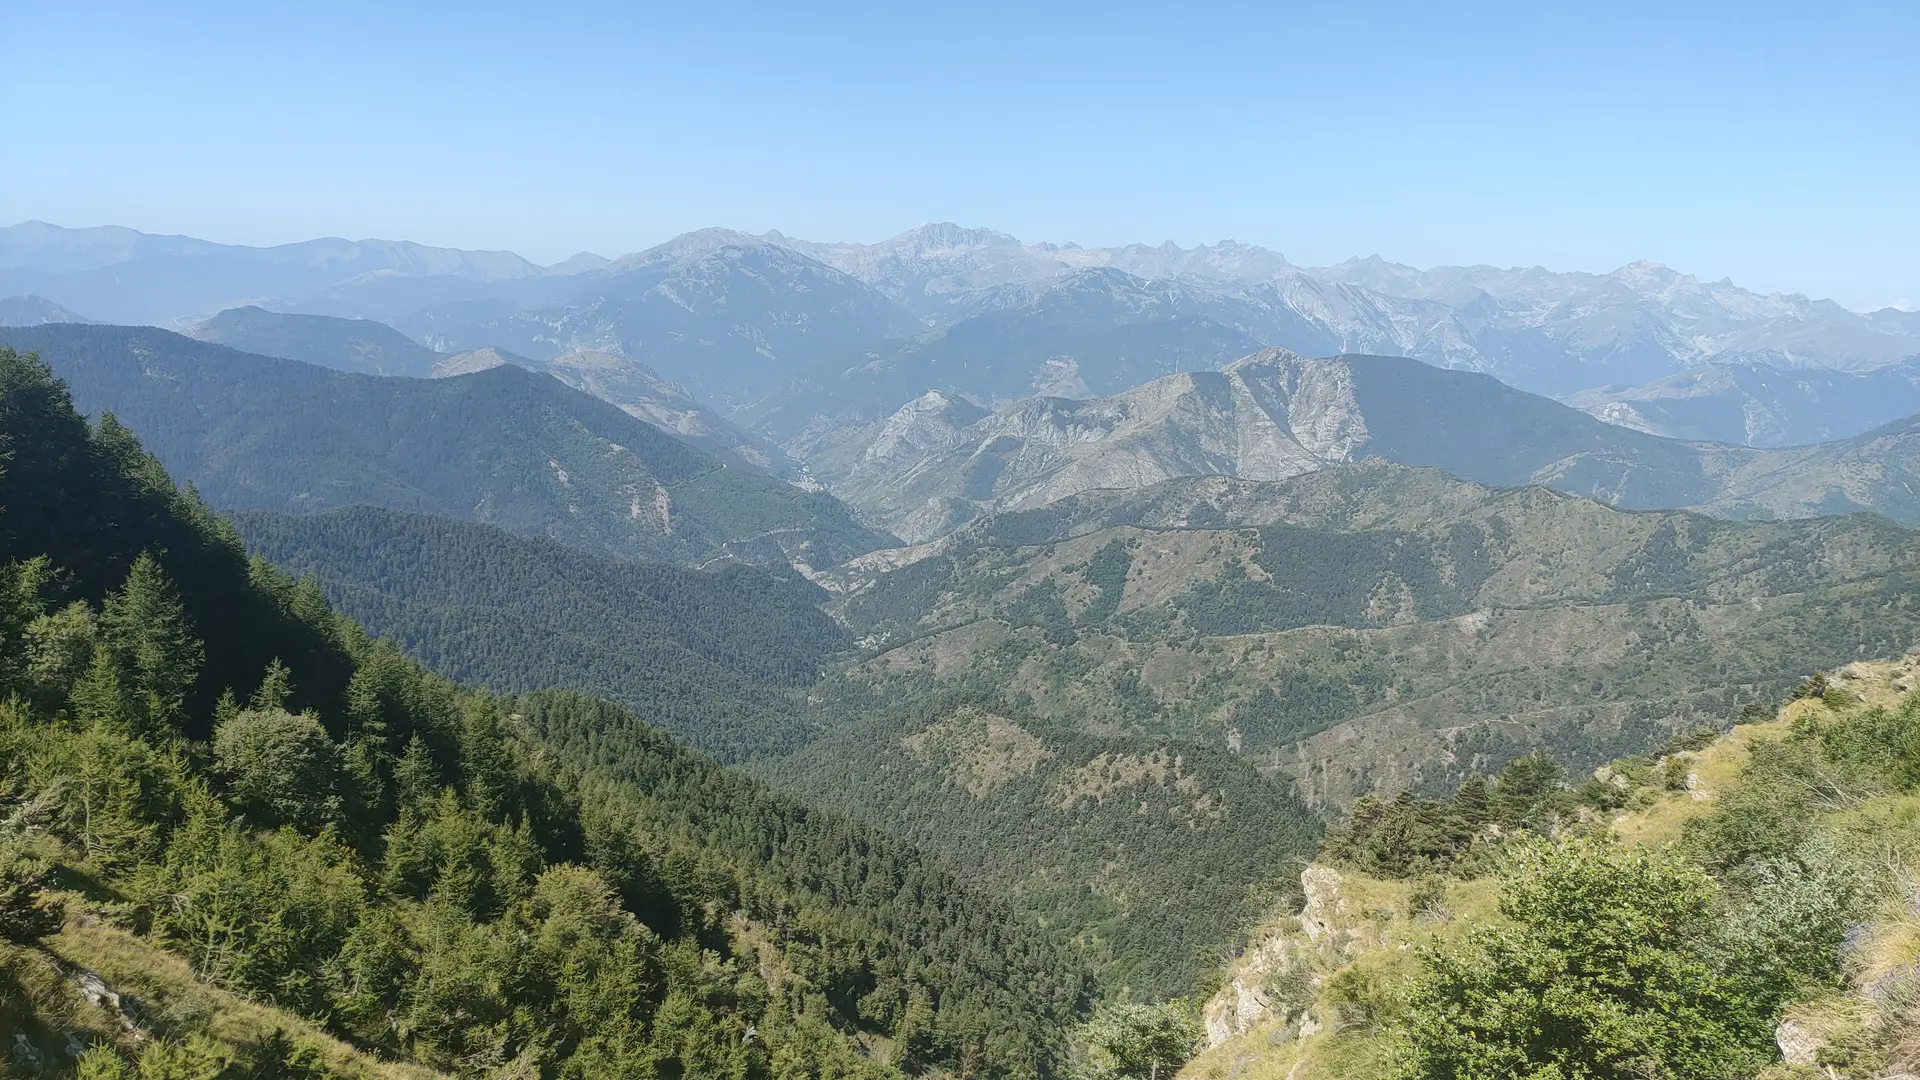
xmin=11 ymin=219 xmax=1916 ymax=409
xmin=801 ymin=347 xmax=1920 ymax=543
xmin=797 ymin=348 xmax=1728 ymax=542
xmin=1565 ymin=356 xmax=1920 ymax=447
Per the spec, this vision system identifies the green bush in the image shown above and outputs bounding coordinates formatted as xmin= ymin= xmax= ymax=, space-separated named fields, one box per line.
xmin=1398 ymin=839 xmax=1837 ymax=1080
xmin=1071 ymin=1000 xmax=1198 ymax=1080
xmin=0 ymin=843 xmax=64 ymax=942
xmin=212 ymin=707 xmax=345 ymax=829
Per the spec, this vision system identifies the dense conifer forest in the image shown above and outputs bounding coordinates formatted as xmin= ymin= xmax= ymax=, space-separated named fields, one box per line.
xmin=232 ymin=506 xmax=849 ymax=760
xmin=0 ymin=345 xmax=1089 ymax=1078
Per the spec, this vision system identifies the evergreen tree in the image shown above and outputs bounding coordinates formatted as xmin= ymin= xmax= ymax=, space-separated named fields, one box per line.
xmin=23 ymin=599 xmax=99 ymax=710
xmin=212 ymin=706 xmax=346 ymax=829
xmin=70 ymin=643 xmax=133 ymax=731
xmin=101 ymin=553 xmax=204 ymax=737
xmin=0 ymin=557 xmax=52 ymax=695
xmin=1453 ymin=773 xmax=1490 ymax=828
xmin=249 ymin=658 xmax=293 ymax=711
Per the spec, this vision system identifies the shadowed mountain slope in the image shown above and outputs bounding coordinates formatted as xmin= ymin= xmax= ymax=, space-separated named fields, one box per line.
xmin=0 ymin=323 xmax=891 ymax=566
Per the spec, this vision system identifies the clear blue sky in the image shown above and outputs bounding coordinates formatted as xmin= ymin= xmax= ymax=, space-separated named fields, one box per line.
xmin=4 ymin=1 xmax=1915 ymax=309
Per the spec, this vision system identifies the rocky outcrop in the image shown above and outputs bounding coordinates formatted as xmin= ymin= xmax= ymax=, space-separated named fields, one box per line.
xmin=803 ymin=347 xmax=1740 ymax=544
xmin=1201 ymin=866 xmax=1354 ymax=1048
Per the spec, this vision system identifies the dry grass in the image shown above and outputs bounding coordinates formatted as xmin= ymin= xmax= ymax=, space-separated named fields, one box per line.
xmin=37 ymin=915 xmax=448 ymax=1080
xmin=1185 ymin=654 xmax=1920 ymax=1080
xmin=1181 ymin=871 xmax=1502 ymax=1080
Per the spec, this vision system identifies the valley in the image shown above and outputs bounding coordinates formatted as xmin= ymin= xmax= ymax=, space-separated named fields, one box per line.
xmin=4 ymin=215 xmax=1919 ymax=1079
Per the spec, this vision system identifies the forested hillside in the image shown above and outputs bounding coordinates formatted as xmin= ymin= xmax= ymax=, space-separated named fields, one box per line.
xmin=760 ymin=692 xmax=1322 ymax=999
xmin=186 ymin=306 xmax=443 ymax=377
xmin=825 ymin=464 xmax=1920 ymax=806
xmin=233 ymin=505 xmax=848 ymax=760
xmin=223 ymin=506 xmax=1321 ymax=999
xmin=0 ymin=344 xmax=1088 ymax=1078
xmin=0 ymin=324 xmax=893 ymax=568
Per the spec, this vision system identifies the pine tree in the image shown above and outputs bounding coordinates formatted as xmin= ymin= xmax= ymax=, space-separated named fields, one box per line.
xmin=23 ymin=599 xmax=98 ymax=709
xmin=0 ymin=556 xmax=52 ymax=695
xmin=101 ymin=553 xmax=204 ymax=737
xmin=70 ymin=644 xmax=132 ymax=731
xmin=250 ymin=658 xmax=293 ymax=711
xmin=1453 ymin=773 xmax=1491 ymax=828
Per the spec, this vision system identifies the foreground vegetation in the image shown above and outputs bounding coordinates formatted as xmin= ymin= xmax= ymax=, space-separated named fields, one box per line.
xmin=1184 ymin=661 xmax=1920 ymax=1079
xmin=0 ymin=345 xmax=1087 ymax=1078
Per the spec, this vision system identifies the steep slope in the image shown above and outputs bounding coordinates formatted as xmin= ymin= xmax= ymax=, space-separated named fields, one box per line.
xmin=0 ymin=341 xmax=1088 ymax=1079
xmin=418 ymin=241 xmax=919 ymax=413
xmin=0 ymin=221 xmax=548 ymax=326
xmin=1697 ymin=412 xmax=1920 ymax=524
xmin=760 ymin=702 xmax=1322 ymax=998
xmin=0 ymin=324 xmax=892 ymax=566
xmin=760 ymin=269 xmax=1274 ymax=440
xmin=232 ymin=505 xmax=847 ymax=760
xmin=186 ymin=305 xmax=443 ymax=377
xmin=1567 ymin=356 xmax=1920 ymax=446
xmin=440 ymin=346 xmax=800 ymax=476
xmin=1185 ymin=659 xmax=1920 ymax=1080
xmin=820 ymin=462 xmax=1920 ymax=808
xmin=0 ymin=294 xmax=92 ymax=326
xmin=805 ymin=348 xmax=1745 ymax=543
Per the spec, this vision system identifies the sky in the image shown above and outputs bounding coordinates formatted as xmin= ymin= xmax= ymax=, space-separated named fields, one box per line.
xmin=2 ymin=0 xmax=1916 ymax=310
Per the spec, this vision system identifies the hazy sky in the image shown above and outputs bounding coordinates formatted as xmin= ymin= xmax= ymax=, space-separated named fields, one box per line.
xmin=4 ymin=1 xmax=1916 ymax=310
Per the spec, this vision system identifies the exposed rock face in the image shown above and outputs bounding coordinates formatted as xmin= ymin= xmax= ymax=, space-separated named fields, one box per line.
xmin=1297 ymin=866 xmax=1346 ymax=943
xmin=805 ymin=348 xmax=1734 ymax=543
xmin=1775 ymin=1017 xmax=1823 ymax=1067
xmin=1201 ymin=866 xmax=1351 ymax=1049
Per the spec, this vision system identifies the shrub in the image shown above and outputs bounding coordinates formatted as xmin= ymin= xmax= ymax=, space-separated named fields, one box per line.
xmin=1071 ymin=1000 xmax=1198 ymax=1080
xmin=0 ymin=843 xmax=65 ymax=941
xmin=1399 ymin=840 xmax=1778 ymax=1080
xmin=212 ymin=708 xmax=344 ymax=830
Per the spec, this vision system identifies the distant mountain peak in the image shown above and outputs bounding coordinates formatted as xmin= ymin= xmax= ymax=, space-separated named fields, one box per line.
xmin=606 ymin=228 xmax=783 ymax=272
xmin=0 ymin=294 xmax=93 ymax=327
xmin=891 ymin=222 xmax=1028 ymax=250
xmin=1223 ymin=345 xmax=1310 ymax=372
xmin=546 ymin=251 xmax=610 ymax=274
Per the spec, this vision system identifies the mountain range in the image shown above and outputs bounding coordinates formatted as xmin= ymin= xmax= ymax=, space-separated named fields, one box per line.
xmin=795 ymin=348 xmax=1920 ymax=542
xmin=1565 ymin=356 xmax=1920 ymax=446
xmin=10 ymin=213 xmax=1920 ymax=1076
xmin=0 ymin=323 xmax=888 ymax=566
xmin=0 ymin=220 xmax=561 ymax=325
xmin=819 ymin=461 xmax=1920 ymax=809
xmin=180 ymin=306 xmax=797 ymax=477
xmin=7 ymin=221 xmax=1917 ymax=408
